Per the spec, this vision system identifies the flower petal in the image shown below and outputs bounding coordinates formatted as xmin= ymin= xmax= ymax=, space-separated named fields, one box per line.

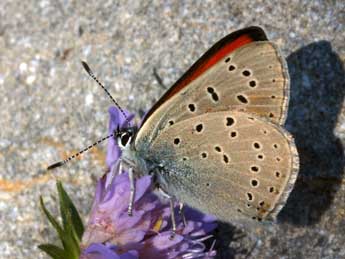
xmin=82 ymin=243 xmax=120 ymax=259
xmin=106 ymin=106 xmax=135 ymax=168
xmin=151 ymin=232 xmax=184 ymax=250
xmin=82 ymin=243 xmax=139 ymax=259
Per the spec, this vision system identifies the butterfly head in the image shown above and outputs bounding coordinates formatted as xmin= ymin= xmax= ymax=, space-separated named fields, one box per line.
xmin=115 ymin=125 xmax=148 ymax=175
xmin=115 ymin=126 xmax=137 ymax=150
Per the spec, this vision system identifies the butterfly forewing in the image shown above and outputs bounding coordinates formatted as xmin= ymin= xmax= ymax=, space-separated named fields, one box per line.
xmin=135 ymin=41 xmax=289 ymax=148
xmin=141 ymin=26 xmax=268 ymax=126
xmin=144 ymin=112 xmax=299 ymax=222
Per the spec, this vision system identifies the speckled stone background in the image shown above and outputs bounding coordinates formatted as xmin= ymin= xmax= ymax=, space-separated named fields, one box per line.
xmin=0 ymin=1 xmax=344 ymax=258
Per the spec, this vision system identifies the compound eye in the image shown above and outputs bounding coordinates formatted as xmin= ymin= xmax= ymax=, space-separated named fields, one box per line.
xmin=120 ymin=132 xmax=131 ymax=147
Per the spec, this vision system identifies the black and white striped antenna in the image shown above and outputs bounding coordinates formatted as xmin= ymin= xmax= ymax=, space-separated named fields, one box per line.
xmin=47 ymin=133 xmax=115 ymax=170
xmin=47 ymin=61 xmax=128 ymax=170
xmin=81 ymin=61 xmax=131 ymax=127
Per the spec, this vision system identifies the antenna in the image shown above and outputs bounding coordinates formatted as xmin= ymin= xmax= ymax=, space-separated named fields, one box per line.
xmin=81 ymin=61 xmax=131 ymax=127
xmin=47 ymin=133 xmax=115 ymax=170
xmin=47 ymin=61 xmax=130 ymax=170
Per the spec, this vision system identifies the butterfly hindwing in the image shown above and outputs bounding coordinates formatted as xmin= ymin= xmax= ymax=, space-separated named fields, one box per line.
xmin=145 ymin=111 xmax=299 ymax=222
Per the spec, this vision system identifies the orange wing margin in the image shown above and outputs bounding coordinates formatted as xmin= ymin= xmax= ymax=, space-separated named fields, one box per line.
xmin=141 ymin=26 xmax=268 ymax=126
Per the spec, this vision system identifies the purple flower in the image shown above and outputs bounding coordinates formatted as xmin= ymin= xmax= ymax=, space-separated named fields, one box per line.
xmin=81 ymin=106 xmax=217 ymax=259
xmin=106 ymin=107 xmax=135 ymax=168
xmin=80 ymin=243 xmax=138 ymax=259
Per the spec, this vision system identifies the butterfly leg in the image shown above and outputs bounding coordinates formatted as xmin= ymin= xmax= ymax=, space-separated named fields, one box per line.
xmin=158 ymin=187 xmax=176 ymax=238
xmin=127 ymin=167 xmax=136 ymax=216
xmin=107 ymin=159 xmax=123 ymax=188
xmin=169 ymin=197 xmax=177 ymax=239
xmin=118 ymin=159 xmax=123 ymax=174
xmin=105 ymin=160 xmax=120 ymax=189
xmin=178 ymin=202 xmax=187 ymax=227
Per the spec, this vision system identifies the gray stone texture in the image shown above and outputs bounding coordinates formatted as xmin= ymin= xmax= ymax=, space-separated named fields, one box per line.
xmin=0 ymin=0 xmax=344 ymax=258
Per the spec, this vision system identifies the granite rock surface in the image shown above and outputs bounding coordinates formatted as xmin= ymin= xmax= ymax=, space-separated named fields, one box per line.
xmin=0 ymin=1 xmax=344 ymax=258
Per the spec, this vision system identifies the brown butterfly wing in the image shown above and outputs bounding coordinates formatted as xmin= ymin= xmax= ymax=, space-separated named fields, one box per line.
xmin=135 ymin=41 xmax=289 ymax=148
xmin=147 ymin=112 xmax=299 ymax=222
xmin=141 ymin=26 xmax=268 ymax=126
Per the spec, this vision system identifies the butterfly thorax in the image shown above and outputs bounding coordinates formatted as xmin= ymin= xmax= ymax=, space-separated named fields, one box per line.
xmin=117 ymin=127 xmax=175 ymax=195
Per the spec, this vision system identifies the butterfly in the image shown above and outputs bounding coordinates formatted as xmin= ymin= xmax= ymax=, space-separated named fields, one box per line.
xmin=49 ymin=26 xmax=299 ymax=230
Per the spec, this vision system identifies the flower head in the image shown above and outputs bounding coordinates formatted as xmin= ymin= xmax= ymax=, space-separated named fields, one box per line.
xmin=81 ymin=106 xmax=217 ymax=258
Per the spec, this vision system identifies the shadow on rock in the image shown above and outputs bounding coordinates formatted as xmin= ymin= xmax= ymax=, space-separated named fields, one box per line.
xmin=214 ymin=222 xmax=250 ymax=259
xmin=278 ymin=41 xmax=345 ymax=225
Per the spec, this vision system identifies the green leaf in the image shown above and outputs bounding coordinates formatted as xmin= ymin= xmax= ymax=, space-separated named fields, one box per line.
xmin=39 ymin=182 xmax=84 ymax=259
xmin=38 ymin=244 xmax=67 ymax=259
xmin=40 ymin=196 xmax=74 ymax=255
xmin=39 ymin=196 xmax=64 ymax=238
xmin=57 ymin=181 xmax=84 ymax=239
